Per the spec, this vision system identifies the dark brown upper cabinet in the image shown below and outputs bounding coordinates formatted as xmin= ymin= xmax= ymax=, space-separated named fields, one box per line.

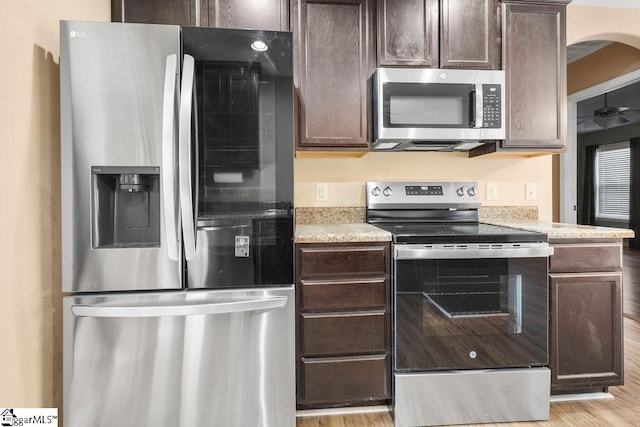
xmin=377 ymin=0 xmax=499 ymax=69
xmin=377 ymin=0 xmax=438 ymax=67
xmin=292 ymin=0 xmax=375 ymax=151
xmin=112 ymin=0 xmax=199 ymax=25
xmin=501 ymin=1 xmax=567 ymax=149
xmin=440 ymin=0 xmax=501 ymax=69
xmin=206 ymin=0 xmax=289 ymax=30
xmin=112 ymin=0 xmax=289 ymax=30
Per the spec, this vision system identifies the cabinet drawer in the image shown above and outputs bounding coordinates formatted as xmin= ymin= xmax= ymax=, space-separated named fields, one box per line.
xmin=301 ymin=278 xmax=387 ymax=310
xmin=301 ymin=355 xmax=389 ymax=403
xmin=298 ymin=245 xmax=388 ymax=279
xmin=302 ymin=311 xmax=386 ymax=356
xmin=550 ymin=243 xmax=621 ymax=273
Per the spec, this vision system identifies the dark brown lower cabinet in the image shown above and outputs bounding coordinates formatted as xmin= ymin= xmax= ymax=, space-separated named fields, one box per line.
xmin=549 ymin=241 xmax=624 ymax=394
xmin=296 ymin=242 xmax=391 ymax=408
xmin=301 ymin=355 xmax=389 ymax=404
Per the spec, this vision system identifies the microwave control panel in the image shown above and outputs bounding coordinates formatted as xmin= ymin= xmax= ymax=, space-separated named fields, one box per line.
xmin=482 ymin=84 xmax=502 ymax=128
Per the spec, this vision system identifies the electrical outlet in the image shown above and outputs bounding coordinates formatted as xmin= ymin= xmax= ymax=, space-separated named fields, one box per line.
xmin=525 ymin=183 xmax=537 ymax=201
xmin=315 ymin=183 xmax=328 ymax=202
xmin=486 ymin=183 xmax=498 ymax=201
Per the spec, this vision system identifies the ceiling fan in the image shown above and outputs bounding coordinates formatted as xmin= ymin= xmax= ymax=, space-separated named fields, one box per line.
xmin=578 ymin=92 xmax=640 ymax=130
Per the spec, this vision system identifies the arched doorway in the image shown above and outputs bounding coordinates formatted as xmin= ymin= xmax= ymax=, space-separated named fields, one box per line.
xmin=560 ymin=40 xmax=640 ymax=225
xmin=560 ymin=2 xmax=640 ymax=223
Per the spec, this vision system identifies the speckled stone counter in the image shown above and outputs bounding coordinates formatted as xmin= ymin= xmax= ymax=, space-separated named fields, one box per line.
xmin=482 ymin=220 xmax=635 ymax=240
xmin=479 ymin=206 xmax=538 ymax=221
xmin=295 ymin=223 xmax=392 ymax=243
xmin=295 ymin=207 xmax=365 ymax=224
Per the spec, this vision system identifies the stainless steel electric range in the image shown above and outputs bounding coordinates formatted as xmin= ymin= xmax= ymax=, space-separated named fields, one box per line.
xmin=366 ymin=181 xmax=554 ymax=427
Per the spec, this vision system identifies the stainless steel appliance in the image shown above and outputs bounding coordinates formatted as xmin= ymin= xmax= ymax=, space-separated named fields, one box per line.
xmin=372 ymin=68 xmax=505 ymax=151
xmin=366 ymin=182 xmax=553 ymax=427
xmin=61 ymin=21 xmax=294 ymax=427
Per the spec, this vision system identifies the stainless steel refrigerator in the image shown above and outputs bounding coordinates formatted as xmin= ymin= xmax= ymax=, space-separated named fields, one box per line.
xmin=60 ymin=21 xmax=294 ymax=427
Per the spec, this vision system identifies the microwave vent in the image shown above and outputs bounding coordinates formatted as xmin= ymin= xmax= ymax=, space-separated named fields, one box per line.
xmin=405 ymin=144 xmax=454 ymax=151
xmin=454 ymin=142 xmax=484 ymax=150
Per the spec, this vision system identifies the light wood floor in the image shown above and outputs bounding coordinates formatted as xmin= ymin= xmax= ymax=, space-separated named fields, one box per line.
xmin=298 ymin=248 xmax=640 ymax=427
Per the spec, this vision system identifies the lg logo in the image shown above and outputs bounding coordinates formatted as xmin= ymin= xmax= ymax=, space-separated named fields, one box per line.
xmin=70 ymin=30 xmax=86 ymax=38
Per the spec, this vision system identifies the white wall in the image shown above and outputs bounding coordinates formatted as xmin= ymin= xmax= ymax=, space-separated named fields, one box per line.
xmin=295 ymin=152 xmax=554 ymax=221
xmin=0 ymin=0 xmax=109 ymax=409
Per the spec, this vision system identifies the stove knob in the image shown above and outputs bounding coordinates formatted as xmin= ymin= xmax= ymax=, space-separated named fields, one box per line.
xmin=467 ymin=186 xmax=476 ymax=197
xmin=383 ymin=186 xmax=392 ymax=197
xmin=456 ymin=187 xmax=465 ymax=197
xmin=371 ymin=186 xmax=381 ymax=197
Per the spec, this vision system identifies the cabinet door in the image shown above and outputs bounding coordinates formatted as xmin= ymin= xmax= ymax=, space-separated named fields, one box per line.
xmin=292 ymin=0 xmax=375 ymax=150
xmin=112 ymin=0 xmax=198 ymax=25
xmin=549 ymin=272 xmax=623 ymax=392
xmin=377 ymin=0 xmax=438 ymax=67
xmin=440 ymin=0 xmax=500 ymax=69
xmin=206 ymin=0 xmax=289 ymax=30
xmin=502 ymin=2 xmax=566 ymax=148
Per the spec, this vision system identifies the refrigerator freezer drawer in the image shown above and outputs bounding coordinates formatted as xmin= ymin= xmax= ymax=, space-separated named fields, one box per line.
xmin=63 ymin=287 xmax=295 ymax=427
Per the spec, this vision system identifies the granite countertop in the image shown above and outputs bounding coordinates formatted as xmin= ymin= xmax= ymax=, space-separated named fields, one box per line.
xmin=294 ymin=220 xmax=634 ymax=243
xmin=294 ymin=206 xmax=634 ymax=242
xmin=482 ymin=220 xmax=635 ymax=240
xmin=295 ymin=223 xmax=392 ymax=243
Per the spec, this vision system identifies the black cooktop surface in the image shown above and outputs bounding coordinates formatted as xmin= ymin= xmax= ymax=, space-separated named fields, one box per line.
xmin=373 ymin=222 xmax=548 ymax=244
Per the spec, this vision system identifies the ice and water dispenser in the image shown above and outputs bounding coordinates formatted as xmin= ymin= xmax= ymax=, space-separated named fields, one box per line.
xmin=91 ymin=166 xmax=161 ymax=248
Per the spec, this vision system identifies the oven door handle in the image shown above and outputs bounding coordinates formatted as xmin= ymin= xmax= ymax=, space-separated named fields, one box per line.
xmin=395 ymin=246 xmax=554 ymax=260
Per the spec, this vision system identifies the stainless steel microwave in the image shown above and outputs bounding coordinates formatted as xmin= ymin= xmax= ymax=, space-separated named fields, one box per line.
xmin=373 ymin=68 xmax=505 ymax=151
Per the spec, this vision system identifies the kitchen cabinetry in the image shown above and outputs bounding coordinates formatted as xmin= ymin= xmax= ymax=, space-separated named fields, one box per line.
xmin=440 ymin=0 xmax=500 ymax=69
xmin=500 ymin=1 xmax=567 ymax=149
xmin=112 ymin=0 xmax=198 ymax=25
xmin=112 ymin=0 xmax=288 ymax=30
xmin=377 ymin=0 xmax=500 ymax=69
xmin=206 ymin=0 xmax=288 ymax=30
xmin=296 ymin=242 xmax=391 ymax=408
xmin=549 ymin=240 xmax=624 ymax=394
xmin=377 ymin=0 xmax=438 ymax=67
xmin=292 ymin=0 xmax=375 ymax=151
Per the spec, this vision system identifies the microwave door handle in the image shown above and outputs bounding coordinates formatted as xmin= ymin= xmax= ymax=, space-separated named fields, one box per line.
xmin=473 ymin=83 xmax=483 ymax=128
xmin=162 ymin=54 xmax=180 ymax=261
xmin=179 ymin=54 xmax=197 ymax=261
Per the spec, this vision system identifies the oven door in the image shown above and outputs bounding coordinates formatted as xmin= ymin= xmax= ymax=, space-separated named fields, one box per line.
xmin=393 ymin=243 xmax=551 ymax=372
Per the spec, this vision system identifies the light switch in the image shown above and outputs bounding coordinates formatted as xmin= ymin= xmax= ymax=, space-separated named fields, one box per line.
xmin=525 ymin=183 xmax=537 ymax=201
xmin=486 ymin=183 xmax=498 ymax=201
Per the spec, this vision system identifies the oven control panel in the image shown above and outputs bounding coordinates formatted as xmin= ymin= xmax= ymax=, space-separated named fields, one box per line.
xmin=366 ymin=181 xmax=480 ymax=209
xmin=405 ymin=185 xmax=444 ymax=196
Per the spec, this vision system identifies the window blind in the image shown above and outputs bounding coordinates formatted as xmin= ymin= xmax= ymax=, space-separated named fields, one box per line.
xmin=595 ymin=146 xmax=630 ymax=220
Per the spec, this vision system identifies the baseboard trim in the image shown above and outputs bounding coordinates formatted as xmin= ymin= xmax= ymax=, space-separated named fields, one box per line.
xmin=296 ymin=405 xmax=390 ymax=418
xmin=550 ymin=392 xmax=614 ymax=403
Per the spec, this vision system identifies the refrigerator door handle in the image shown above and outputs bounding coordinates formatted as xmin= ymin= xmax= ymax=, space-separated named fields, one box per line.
xmin=179 ymin=54 xmax=197 ymax=261
xmin=162 ymin=54 xmax=179 ymax=261
xmin=71 ymin=296 xmax=288 ymax=318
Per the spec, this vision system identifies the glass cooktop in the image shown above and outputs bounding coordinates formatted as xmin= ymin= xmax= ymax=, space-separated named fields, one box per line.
xmin=373 ymin=222 xmax=547 ymax=244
